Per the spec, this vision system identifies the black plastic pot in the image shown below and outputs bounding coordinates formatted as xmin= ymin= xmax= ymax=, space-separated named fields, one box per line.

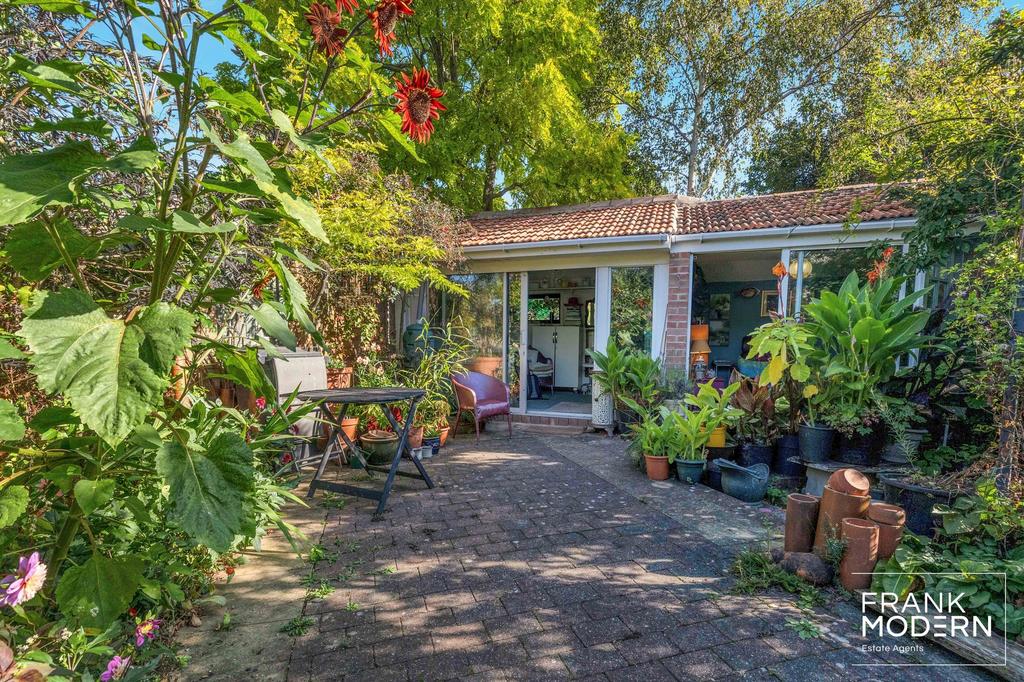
xmin=834 ymin=429 xmax=884 ymax=466
xmin=773 ymin=434 xmax=804 ymax=476
xmin=879 ymin=474 xmax=956 ymax=535
xmin=738 ymin=442 xmax=774 ymax=468
xmin=798 ymin=423 xmax=835 ymax=462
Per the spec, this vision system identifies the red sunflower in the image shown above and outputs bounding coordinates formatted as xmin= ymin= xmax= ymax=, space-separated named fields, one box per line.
xmin=336 ymin=0 xmax=359 ymax=14
xmin=368 ymin=0 xmax=414 ymax=56
xmin=304 ymin=2 xmax=344 ymax=55
xmin=393 ymin=67 xmax=445 ymax=143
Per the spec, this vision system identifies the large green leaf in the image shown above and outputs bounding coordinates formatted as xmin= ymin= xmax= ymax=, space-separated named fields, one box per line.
xmin=0 ymin=142 xmax=104 ymax=226
xmin=270 ymin=256 xmax=324 ymax=348
xmin=0 ymin=399 xmax=25 ymax=441
xmin=105 ymin=137 xmax=160 ymax=173
xmin=0 ymin=485 xmax=28 ymax=528
xmin=245 ymin=302 xmax=297 ymax=350
xmin=56 ymin=554 xmax=144 ymax=628
xmin=7 ymin=54 xmax=88 ymax=93
xmin=4 ymin=218 xmax=100 ymax=281
xmin=19 ymin=289 xmax=195 ymax=445
xmin=199 ymin=119 xmax=325 ymax=241
xmin=73 ymin=478 xmax=115 ymax=515
xmin=156 ymin=431 xmax=255 ymax=552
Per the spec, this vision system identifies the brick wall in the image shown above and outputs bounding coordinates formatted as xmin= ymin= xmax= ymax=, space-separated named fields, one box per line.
xmin=664 ymin=252 xmax=692 ymax=369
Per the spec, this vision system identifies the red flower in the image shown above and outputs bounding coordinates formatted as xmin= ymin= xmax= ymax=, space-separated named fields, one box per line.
xmin=867 ymin=268 xmax=880 ymax=284
xmin=304 ymin=3 xmax=348 ymax=56
xmin=255 ymin=397 xmax=267 ymax=410
xmin=226 ymin=566 xmax=235 ymax=575
xmin=368 ymin=0 xmax=414 ymax=56
xmin=128 ymin=607 xmax=138 ymax=618
xmin=393 ymin=67 xmax=445 ymax=143
xmin=336 ymin=0 xmax=358 ymax=14
xmin=771 ymin=261 xmax=787 ymax=279
xmin=281 ymin=453 xmax=294 ymax=464
xmin=882 ymin=246 xmax=896 ymax=261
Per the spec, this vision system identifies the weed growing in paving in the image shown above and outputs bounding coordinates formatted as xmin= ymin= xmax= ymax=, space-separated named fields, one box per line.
xmin=305 ymin=579 xmax=336 ymax=601
xmin=307 ymin=543 xmax=339 ymax=564
xmin=370 ymin=566 xmax=395 ymax=576
xmin=320 ymin=493 xmax=349 ymax=510
xmin=785 ymin=617 xmax=821 ymax=639
xmin=730 ymin=548 xmax=824 ymax=609
xmin=346 ymin=601 xmax=360 ymax=612
xmin=280 ymin=616 xmax=315 ymax=636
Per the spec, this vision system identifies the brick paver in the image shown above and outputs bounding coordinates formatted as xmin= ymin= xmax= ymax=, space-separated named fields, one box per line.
xmin=278 ymin=432 xmax=994 ymax=681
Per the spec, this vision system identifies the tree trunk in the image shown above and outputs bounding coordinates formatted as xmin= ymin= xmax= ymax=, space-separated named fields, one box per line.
xmin=482 ymin=145 xmax=498 ymax=211
xmin=685 ymin=78 xmax=705 ymax=197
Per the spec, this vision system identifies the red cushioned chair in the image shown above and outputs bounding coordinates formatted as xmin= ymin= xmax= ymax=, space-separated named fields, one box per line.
xmin=451 ymin=371 xmax=512 ymax=442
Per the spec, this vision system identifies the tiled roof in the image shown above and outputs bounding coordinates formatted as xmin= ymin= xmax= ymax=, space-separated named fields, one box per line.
xmin=465 ymin=184 xmax=916 ymax=247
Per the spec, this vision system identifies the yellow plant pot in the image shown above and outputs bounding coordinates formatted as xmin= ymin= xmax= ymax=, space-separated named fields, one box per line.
xmin=708 ymin=425 xmax=727 ymax=448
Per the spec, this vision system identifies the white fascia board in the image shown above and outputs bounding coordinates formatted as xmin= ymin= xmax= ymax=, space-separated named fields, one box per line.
xmin=668 ymin=218 xmax=918 ymax=253
xmin=462 ymin=233 xmax=670 ymax=259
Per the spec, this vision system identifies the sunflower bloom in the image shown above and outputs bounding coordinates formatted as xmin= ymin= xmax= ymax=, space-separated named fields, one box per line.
xmin=336 ymin=0 xmax=359 ymax=14
xmin=393 ymin=67 xmax=445 ymax=142
xmin=368 ymin=0 xmax=414 ymax=56
xmin=305 ymin=3 xmax=347 ymax=56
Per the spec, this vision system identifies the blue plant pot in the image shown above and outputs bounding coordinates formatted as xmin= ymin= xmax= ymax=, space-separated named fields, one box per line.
xmin=423 ymin=436 xmax=441 ymax=457
xmin=675 ymin=460 xmax=705 ymax=484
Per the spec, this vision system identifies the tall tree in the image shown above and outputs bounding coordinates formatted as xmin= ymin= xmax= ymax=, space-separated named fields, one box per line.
xmin=602 ymin=0 xmax=979 ymax=197
xmin=386 ymin=0 xmax=660 ymax=211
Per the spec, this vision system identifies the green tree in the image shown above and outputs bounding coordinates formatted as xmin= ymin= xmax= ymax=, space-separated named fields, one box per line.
xmin=385 ymin=0 xmax=659 ymax=211
xmin=603 ymin=0 xmax=979 ymax=197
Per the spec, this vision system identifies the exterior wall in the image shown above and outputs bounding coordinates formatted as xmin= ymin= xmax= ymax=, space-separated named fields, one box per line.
xmin=664 ymin=251 xmax=692 ymax=369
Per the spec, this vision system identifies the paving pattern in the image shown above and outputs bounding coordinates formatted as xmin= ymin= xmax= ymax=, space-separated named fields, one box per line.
xmin=178 ymin=430 xmax=996 ymax=681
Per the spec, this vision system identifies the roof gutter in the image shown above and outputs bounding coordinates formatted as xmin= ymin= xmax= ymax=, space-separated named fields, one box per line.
xmin=462 ymin=232 xmax=670 ymax=255
xmin=668 ymin=218 xmax=917 ymax=246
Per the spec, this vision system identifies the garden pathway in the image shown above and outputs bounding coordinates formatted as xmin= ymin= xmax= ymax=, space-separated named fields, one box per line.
xmin=175 ymin=430 xmax=996 ymax=681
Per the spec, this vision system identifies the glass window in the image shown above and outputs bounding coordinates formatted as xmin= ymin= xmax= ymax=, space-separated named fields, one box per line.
xmin=447 ymin=274 xmax=503 ymax=358
xmin=506 ymin=273 xmax=521 ymax=407
xmin=611 ymin=266 xmax=654 ymax=353
xmin=794 ymin=247 xmax=876 ymax=311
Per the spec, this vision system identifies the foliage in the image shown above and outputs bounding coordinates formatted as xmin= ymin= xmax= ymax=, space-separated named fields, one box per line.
xmin=745 ymin=318 xmax=814 ymax=433
xmin=729 ymin=372 xmax=782 ymax=445
xmin=785 ymin=617 xmax=822 ymax=640
xmin=684 ymin=380 xmax=742 ymax=431
xmin=0 ymin=0 xmax=449 ymax=676
xmin=603 ymin=0 xmax=977 ymax=196
xmin=628 ymin=405 xmax=711 ymax=463
xmin=802 ymin=271 xmax=930 ymax=435
xmin=873 ymin=478 xmax=1024 ymax=639
xmin=591 ymin=340 xmax=663 ymax=418
xmin=381 ymin=0 xmax=656 ymax=211
xmin=912 ymin=444 xmax=984 ymax=478
xmin=403 ymin=323 xmax=470 ymax=431
xmin=730 ymin=548 xmax=823 ymax=608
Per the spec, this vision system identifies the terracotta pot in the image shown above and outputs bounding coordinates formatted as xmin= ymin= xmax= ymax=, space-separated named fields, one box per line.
xmin=326 ymin=366 xmax=353 ymax=389
xmin=219 ymin=383 xmax=234 ymax=407
xmin=438 ymin=426 xmax=450 ymax=447
xmin=875 ymin=520 xmax=904 ymax=560
xmin=867 ymin=502 xmax=905 ymax=527
xmin=408 ymin=425 xmax=424 ymax=449
xmin=813 ymin=485 xmax=870 ymax=555
xmin=340 ymin=416 xmax=359 ymax=444
xmin=785 ymin=493 xmax=820 ymax=553
xmin=839 ymin=518 xmax=880 ymax=590
xmin=707 ymin=425 xmax=727 ymax=448
xmin=868 ymin=502 xmax=906 ymax=560
xmin=466 ymin=355 xmax=502 ymax=378
xmin=644 ymin=455 xmax=670 ymax=481
xmin=827 ymin=468 xmax=871 ymax=497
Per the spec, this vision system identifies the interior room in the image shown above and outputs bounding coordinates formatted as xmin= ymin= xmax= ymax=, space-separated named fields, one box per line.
xmin=525 ymin=268 xmax=595 ymax=415
xmin=690 ymin=251 xmax=781 ymax=384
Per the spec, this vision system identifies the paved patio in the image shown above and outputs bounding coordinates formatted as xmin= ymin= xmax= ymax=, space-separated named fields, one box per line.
xmin=176 ymin=430 xmax=995 ymax=681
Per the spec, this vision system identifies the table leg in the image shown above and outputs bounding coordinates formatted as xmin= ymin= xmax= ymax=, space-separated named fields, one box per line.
xmin=308 ymin=403 xmax=340 ymax=499
xmin=374 ymin=397 xmax=431 ymax=515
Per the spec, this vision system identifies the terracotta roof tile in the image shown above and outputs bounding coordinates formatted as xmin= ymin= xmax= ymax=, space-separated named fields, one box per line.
xmin=465 ymin=184 xmax=916 ymax=247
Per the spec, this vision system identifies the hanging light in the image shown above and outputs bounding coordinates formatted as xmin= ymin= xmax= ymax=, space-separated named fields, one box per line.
xmin=789 ymin=259 xmax=813 ymax=278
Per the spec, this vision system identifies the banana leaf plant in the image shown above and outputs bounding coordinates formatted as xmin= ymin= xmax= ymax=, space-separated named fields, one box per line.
xmin=729 ymin=371 xmax=783 ymax=445
xmin=745 ymin=318 xmax=815 ymax=433
xmin=684 ymin=380 xmax=742 ymax=430
xmin=802 ymin=271 xmax=932 ymax=433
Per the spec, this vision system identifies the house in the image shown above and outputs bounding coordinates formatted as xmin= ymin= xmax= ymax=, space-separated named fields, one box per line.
xmin=433 ymin=184 xmax=923 ymax=428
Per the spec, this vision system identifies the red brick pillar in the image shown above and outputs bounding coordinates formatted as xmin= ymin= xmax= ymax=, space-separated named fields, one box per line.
xmin=664 ymin=252 xmax=692 ymax=370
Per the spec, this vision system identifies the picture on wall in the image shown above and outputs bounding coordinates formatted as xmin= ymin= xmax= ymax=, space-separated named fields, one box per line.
xmin=708 ymin=293 xmax=731 ymax=346
xmin=760 ymin=290 xmax=779 ymax=317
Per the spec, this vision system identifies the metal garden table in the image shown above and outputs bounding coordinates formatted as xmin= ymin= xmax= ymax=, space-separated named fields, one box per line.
xmin=297 ymin=387 xmax=433 ymax=516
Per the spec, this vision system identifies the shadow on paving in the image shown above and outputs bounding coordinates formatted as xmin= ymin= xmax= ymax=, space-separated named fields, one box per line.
xmin=176 ymin=429 xmax=998 ymax=682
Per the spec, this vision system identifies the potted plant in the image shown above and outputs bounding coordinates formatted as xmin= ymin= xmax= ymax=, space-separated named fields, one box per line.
xmin=729 ymin=371 xmax=781 ymax=467
xmin=685 ymin=380 xmax=741 ymax=447
xmin=668 ymin=407 xmax=714 ymax=484
xmin=590 ymin=340 xmax=630 ymax=431
xmin=798 ymin=382 xmax=837 ymax=463
xmin=628 ymin=408 xmax=674 ymax=481
xmin=745 ymin=318 xmax=814 ymax=475
xmin=404 ymin=323 xmax=467 ymax=449
xmin=802 ymin=269 xmax=932 ymax=466
xmin=878 ymin=398 xmax=926 ymax=464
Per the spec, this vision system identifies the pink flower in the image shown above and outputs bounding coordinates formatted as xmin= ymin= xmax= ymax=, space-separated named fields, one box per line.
xmin=134 ymin=618 xmax=162 ymax=647
xmin=255 ymin=397 xmax=267 ymax=410
xmin=1 ymin=552 xmax=47 ymax=607
xmin=100 ymin=655 xmax=131 ymax=681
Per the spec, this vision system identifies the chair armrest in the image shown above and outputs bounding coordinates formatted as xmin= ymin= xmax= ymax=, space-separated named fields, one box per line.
xmin=452 ymin=379 xmax=478 ymax=408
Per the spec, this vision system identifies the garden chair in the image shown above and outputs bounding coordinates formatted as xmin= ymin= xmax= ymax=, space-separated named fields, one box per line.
xmin=451 ymin=371 xmax=513 ymax=442
xmin=263 ymin=349 xmax=341 ymax=470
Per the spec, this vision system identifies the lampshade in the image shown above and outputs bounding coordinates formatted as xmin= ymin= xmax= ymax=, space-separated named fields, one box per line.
xmin=789 ymin=259 xmax=813 ymax=278
xmin=691 ymin=338 xmax=711 ymax=354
